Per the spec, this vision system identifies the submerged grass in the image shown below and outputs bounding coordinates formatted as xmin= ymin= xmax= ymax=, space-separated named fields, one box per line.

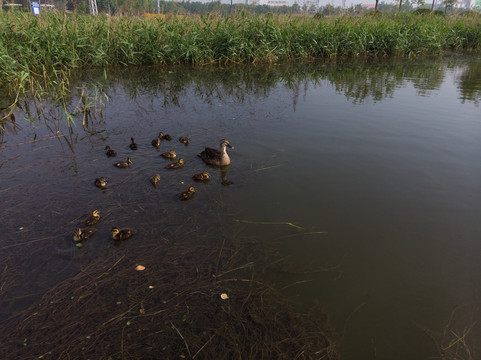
xmin=0 ymin=11 xmax=480 ymax=120
xmin=0 ymin=234 xmax=338 ymax=359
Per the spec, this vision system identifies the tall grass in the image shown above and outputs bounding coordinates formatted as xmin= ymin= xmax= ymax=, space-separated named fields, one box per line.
xmin=1 ymin=11 xmax=480 ymax=119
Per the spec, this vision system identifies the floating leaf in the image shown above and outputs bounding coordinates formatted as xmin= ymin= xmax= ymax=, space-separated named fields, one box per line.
xmin=135 ymin=265 xmax=146 ymax=271
xmin=220 ymin=293 xmax=229 ymax=300
xmin=149 ymin=285 xmax=154 ymax=289
xmin=139 ymin=308 xmax=145 ymax=314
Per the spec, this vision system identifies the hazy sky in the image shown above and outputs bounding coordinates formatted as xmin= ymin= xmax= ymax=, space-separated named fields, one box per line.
xmin=224 ymin=0 xmax=397 ymax=8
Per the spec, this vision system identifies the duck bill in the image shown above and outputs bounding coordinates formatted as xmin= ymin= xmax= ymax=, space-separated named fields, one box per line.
xmin=227 ymin=144 xmax=234 ymax=149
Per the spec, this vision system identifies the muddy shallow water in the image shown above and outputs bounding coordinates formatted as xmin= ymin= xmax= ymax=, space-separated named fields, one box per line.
xmin=1 ymin=55 xmax=481 ymax=359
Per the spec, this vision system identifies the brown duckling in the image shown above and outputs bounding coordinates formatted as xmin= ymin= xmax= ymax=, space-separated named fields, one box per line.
xmin=180 ymin=186 xmax=195 ymax=200
xmin=165 ymin=158 xmax=184 ymax=169
xmin=73 ymin=228 xmax=96 ymax=242
xmin=152 ymin=133 xmax=162 ymax=148
xmin=179 ymin=136 xmax=189 ymax=145
xmin=160 ymin=132 xmax=173 ymax=141
xmin=150 ymin=174 xmax=161 ymax=186
xmin=94 ymin=177 xmax=107 ymax=188
xmin=111 ymin=227 xmax=136 ymax=241
xmin=160 ymin=149 xmax=177 ymax=159
xmin=83 ymin=209 xmax=101 ymax=226
xmin=114 ymin=157 xmax=132 ymax=168
xmin=105 ymin=146 xmax=117 ymax=157
xmin=198 ymin=139 xmax=234 ymax=166
xmin=129 ymin=138 xmax=138 ymax=150
xmin=192 ymin=170 xmax=210 ymax=182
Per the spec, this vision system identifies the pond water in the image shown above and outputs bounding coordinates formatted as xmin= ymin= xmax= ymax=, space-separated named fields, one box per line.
xmin=1 ymin=54 xmax=481 ymax=359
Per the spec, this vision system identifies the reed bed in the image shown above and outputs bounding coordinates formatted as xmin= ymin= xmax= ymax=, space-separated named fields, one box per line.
xmin=1 ymin=11 xmax=480 ymax=120
xmin=1 ymin=11 xmax=480 ymax=71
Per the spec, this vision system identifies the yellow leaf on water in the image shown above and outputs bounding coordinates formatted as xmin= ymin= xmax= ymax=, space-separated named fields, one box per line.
xmin=149 ymin=285 xmax=154 ymax=289
xmin=135 ymin=265 xmax=146 ymax=271
xmin=220 ymin=293 xmax=229 ymax=300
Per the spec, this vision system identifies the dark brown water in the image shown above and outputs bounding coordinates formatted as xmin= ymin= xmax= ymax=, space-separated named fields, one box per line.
xmin=1 ymin=55 xmax=481 ymax=359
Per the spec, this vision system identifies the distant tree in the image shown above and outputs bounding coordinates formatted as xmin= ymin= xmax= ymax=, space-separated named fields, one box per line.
xmin=442 ymin=0 xmax=456 ymax=12
xmin=411 ymin=0 xmax=425 ymax=8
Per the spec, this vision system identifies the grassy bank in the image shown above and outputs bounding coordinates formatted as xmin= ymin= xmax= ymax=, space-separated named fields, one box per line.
xmin=1 ymin=11 xmax=480 ymax=117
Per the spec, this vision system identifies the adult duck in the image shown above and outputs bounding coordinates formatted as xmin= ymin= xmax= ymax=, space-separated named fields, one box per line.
xmin=198 ymin=139 xmax=234 ymax=166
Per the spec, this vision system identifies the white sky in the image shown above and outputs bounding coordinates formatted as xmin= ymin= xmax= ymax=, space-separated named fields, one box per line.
xmin=223 ymin=0 xmax=397 ymax=8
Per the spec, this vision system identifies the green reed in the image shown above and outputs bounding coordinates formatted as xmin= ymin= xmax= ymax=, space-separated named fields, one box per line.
xmin=1 ymin=11 xmax=480 ymax=119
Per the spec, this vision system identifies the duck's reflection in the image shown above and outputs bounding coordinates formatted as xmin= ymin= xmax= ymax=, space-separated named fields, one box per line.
xmin=221 ymin=165 xmax=233 ymax=186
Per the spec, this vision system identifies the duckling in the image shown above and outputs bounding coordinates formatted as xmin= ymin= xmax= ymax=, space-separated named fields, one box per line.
xmin=150 ymin=174 xmax=161 ymax=186
xmin=179 ymin=136 xmax=189 ymax=145
xmin=192 ymin=170 xmax=210 ymax=182
xmin=161 ymin=132 xmax=173 ymax=141
xmin=198 ymin=139 xmax=234 ymax=166
xmin=73 ymin=228 xmax=96 ymax=242
xmin=129 ymin=138 xmax=138 ymax=150
xmin=94 ymin=177 xmax=107 ymax=188
xmin=111 ymin=227 xmax=136 ymax=241
xmin=83 ymin=209 xmax=101 ymax=226
xmin=114 ymin=157 xmax=132 ymax=168
xmin=152 ymin=134 xmax=161 ymax=148
xmin=165 ymin=158 xmax=184 ymax=169
xmin=160 ymin=149 xmax=177 ymax=159
xmin=105 ymin=145 xmax=117 ymax=157
xmin=179 ymin=186 xmax=195 ymax=200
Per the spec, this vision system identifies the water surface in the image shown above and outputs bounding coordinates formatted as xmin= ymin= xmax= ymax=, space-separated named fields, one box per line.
xmin=1 ymin=55 xmax=481 ymax=359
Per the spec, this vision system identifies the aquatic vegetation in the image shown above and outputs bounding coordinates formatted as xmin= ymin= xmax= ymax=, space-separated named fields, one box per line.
xmin=0 ymin=11 xmax=480 ymax=123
